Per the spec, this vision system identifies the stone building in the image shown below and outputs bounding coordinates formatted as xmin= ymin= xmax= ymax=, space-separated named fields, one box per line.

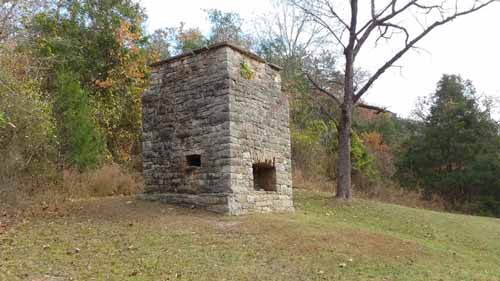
xmin=140 ymin=43 xmax=293 ymax=215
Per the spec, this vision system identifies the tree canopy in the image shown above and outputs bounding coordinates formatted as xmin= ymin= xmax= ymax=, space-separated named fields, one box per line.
xmin=398 ymin=75 xmax=500 ymax=215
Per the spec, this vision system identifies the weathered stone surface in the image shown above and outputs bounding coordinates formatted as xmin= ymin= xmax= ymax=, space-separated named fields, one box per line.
xmin=141 ymin=43 xmax=293 ymax=215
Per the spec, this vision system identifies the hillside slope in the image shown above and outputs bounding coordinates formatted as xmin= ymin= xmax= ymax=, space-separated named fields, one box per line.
xmin=1 ymin=190 xmax=499 ymax=280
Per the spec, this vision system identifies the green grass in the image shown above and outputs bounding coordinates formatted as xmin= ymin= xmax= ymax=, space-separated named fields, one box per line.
xmin=1 ymin=190 xmax=500 ymax=280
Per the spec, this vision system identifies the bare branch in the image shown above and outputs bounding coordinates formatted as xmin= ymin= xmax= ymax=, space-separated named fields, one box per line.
xmin=377 ymin=22 xmax=411 ymax=46
xmin=357 ymin=0 xmax=394 ymax=36
xmin=354 ymin=0 xmax=420 ymax=57
xmin=304 ymin=72 xmax=341 ymax=106
xmin=354 ymin=0 xmax=498 ymax=102
xmin=291 ymin=0 xmax=347 ymax=48
xmin=312 ymin=97 xmax=340 ymax=129
xmin=306 ymin=11 xmax=346 ymax=48
xmin=325 ymin=0 xmax=349 ymax=30
xmin=305 ymin=70 xmax=389 ymax=114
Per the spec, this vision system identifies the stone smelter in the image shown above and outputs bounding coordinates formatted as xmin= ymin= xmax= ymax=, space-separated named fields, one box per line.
xmin=140 ymin=43 xmax=293 ymax=215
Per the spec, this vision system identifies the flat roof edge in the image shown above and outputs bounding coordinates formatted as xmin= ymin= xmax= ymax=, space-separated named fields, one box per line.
xmin=149 ymin=42 xmax=283 ymax=71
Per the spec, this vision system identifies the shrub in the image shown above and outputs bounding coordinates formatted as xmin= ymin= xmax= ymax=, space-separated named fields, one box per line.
xmin=0 ymin=45 xmax=58 ymax=203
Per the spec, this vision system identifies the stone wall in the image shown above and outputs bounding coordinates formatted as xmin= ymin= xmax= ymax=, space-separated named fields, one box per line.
xmin=142 ymin=47 xmax=232 ymax=195
xmin=141 ymin=43 xmax=293 ymax=215
xmin=225 ymin=47 xmax=293 ymax=214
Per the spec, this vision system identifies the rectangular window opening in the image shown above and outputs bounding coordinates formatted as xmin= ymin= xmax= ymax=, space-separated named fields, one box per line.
xmin=186 ymin=154 xmax=201 ymax=167
xmin=252 ymin=163 xmax=277 ymax=192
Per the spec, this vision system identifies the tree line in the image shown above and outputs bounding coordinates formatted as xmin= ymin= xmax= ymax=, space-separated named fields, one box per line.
xmin=1 ymin=0 xmax=499 ymax=216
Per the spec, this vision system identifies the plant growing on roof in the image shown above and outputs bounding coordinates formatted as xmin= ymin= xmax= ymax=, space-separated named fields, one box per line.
xmin=240 ymin=60 xmax=255 ymax=80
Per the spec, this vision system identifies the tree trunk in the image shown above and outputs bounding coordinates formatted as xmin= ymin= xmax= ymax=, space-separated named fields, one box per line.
xmin=336 ymin=49 xmax=354 ymax=200
xmin=336 ymin=104 xmax=352 ymax=200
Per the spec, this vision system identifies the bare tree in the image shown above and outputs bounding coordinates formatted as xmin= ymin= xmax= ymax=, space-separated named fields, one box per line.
xmin=291 ymin=0 xmax=498 ymax=200
xmin=0 ymin=0 xmax=22 ymax=41
xmin=254 ymin=2 xmax=378 ymax=110
xmin=0 ymin=0 xmax=49 ymax=42
xmin=255 ymin=0 xmax=327 ymax=58
xmin=253 ymin=0 xmax=332 ymax=84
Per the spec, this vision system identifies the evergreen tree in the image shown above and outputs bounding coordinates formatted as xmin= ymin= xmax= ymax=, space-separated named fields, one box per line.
xmin=398 ymin=75 xmax=500 ymax=215
xmin=55 ymin=71 xmax=104 ymax=170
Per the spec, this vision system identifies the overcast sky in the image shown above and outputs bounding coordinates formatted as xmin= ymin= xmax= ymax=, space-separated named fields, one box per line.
xmin=140 ymin=0 xmax=500 ymax=118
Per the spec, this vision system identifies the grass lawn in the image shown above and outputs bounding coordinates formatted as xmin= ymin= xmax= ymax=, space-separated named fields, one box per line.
xmin=1 ymin=189 xmax=499 ymax=281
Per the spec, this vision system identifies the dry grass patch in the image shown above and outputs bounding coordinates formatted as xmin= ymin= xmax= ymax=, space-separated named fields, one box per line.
xmin=293 ymin=170 xmax=446 ymax=212
xmin=354 ymin=183 xmax=446 ymax=211
xmin=63 ymin=163 xmax=143 ymax=198
xmin=0 ymin=164 xmax=143 ymax=235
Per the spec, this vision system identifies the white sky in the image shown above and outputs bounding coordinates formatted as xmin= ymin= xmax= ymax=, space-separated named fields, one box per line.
xmin=141 ymin=0 xmax=500 ymax=118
